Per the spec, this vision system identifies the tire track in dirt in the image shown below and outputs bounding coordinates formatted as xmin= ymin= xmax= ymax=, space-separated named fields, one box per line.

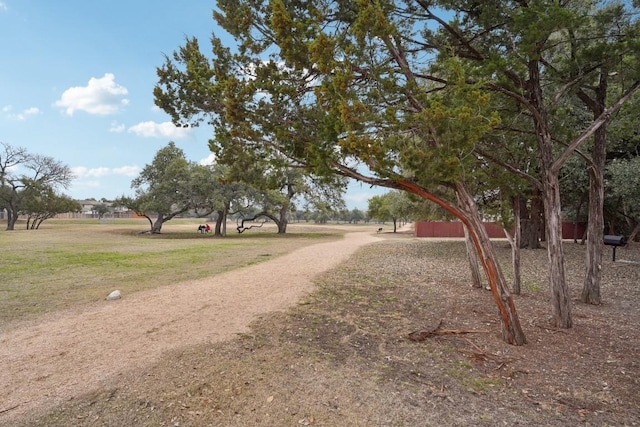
xmin=0 ymin=232 xmax=382 ymax=423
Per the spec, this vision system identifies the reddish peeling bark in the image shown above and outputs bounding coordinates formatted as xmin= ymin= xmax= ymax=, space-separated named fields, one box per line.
xmin=397 ymin=179 xmax=526 ymax=345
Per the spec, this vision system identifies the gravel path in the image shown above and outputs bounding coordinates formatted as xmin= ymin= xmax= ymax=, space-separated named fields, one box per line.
xmin=0 ymin=231 xmax=382 ymax=423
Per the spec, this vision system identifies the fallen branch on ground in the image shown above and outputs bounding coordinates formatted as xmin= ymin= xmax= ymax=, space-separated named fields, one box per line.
xmin=407 ymin=320 xmax=489 ymax=342
xmin=457 ymin=338 xmax=516 ymax=365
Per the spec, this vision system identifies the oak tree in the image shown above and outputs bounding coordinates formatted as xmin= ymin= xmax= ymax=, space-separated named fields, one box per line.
xmin=118 ymin=142 xmax=194 ymax=233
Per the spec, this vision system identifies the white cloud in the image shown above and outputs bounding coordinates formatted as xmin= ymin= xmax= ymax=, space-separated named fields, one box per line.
xmin=73 ymin=166 xmax=111 ymax=178
xmin=5 ymin=164 xmax=19 ymax=174
xmin=55 ymin=73 xmax=129 ymax=116
xmin=72 ymin=165 xmax=140 ymax=179
xmin=109 ymin=121 xmax=126 ymax=133
xmin=3 ymin=106 xmax=41 ymax=121
xmin=14 ymin=107 xmax=41 ymax=121
xmin=113 ymin=165 xmax=140 ymax=177
xmin=0 ymin=3 xmax=7 ymax=11
xmin=199 ymin=153 xmax=216 ymax=165
xmin=127 ymin=121 xmax=191 ymax=139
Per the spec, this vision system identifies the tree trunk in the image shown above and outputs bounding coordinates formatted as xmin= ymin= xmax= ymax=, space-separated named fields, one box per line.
xmin=508 ymin=197 xmax=522 ymax=295
xmin=277 ymin=205 xmax=288 ymax=234
xmin=223 ymin=213 xmax=227 ymax=236
xmin=152 ymin=213 xmax=164 ymax=234
xmin=506 ymin=229 xmax=522 ymax=295
xmin=463 ymin=223 xmax=483 ymax=289
xmin=6 ymin=206 xmax=17 ymax=230
xmin=455 ymin=182 xmax=526 ymax=345
xmin=520 ymin=191 xmax=542 ymax=249
xmin=215 ymin=210 xmax=224 ymax=236
xmin=336 ymin=164 xmax=527 ymax=345
xmin=627 ymin=221 xmax=640 ymax=243
xmin=276 ymin=217 xmax=288 ymax=233
xmin=542 ymin=170 xmax=573 ymax=328
xmin=583 ymin=166 xmax=604 ymax=305
xmin=215 ymin=204 xmax=229 ymax=236
xmin=581 ymin=72 xmax=607 ymax=305
xmin=527 ymin=56 xmax=572 ymax=328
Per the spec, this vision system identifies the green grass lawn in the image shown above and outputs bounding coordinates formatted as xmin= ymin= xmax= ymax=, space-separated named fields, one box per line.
xmin=0 ymin=218 xmax=343 ymax=329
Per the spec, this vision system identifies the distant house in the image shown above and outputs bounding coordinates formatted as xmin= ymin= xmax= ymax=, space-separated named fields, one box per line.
xmin=76 ymin=199 xmax=132 ymax=217
xmin=77 ymin=199 xmax=99 ymax=215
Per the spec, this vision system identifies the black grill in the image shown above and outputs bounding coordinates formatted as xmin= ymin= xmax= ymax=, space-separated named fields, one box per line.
xmin=604 ymin=235 xmax=627 ymax=261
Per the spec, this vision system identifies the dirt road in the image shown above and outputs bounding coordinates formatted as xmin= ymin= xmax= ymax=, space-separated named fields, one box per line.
xmin=0 ymin=231 xmax=382 ymax=423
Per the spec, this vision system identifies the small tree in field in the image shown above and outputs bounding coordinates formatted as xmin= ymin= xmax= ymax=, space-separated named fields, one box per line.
xmin=19 ymin=182 xmax=81 ymax=229
xmin=93 ymin=202 xmax=111 ymax=219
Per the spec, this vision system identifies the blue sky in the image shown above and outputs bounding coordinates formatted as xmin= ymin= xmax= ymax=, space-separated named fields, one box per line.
xmin=0 ymin=1 xmax=380 ymax=210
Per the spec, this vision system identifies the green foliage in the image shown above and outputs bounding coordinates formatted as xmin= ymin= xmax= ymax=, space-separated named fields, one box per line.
xmin=19 ymin=183 xmax=81 ymax=229
xmin=608 ymin=157 xmax=640 ymax=217
xmin=93 ymin=202 xmax=111 ymax=218
xmin=129 ymin=142 xmax=192 ymax=216
xmin=609 ymin=91 xmax=640 ymax=158
xmin=154 ymin=0 xmax=640 ymax=201
xmin=368 ymin=191 xmax=418 ymax=224
xmin=154 ymin=2 xmax=503 ymax=195
xmin=367 ymin=194 xmax=389 ymax=222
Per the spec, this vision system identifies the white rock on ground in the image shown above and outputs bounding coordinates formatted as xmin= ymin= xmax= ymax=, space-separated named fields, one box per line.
xmin=106 ymin=290 xmax=122 ymax=300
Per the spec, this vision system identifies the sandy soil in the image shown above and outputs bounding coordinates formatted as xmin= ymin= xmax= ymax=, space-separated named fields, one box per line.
xmin=0 ymin=231 xmax=382 ymax=424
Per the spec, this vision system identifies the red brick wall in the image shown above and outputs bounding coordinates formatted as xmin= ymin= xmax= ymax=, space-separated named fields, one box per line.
xmin=414 ymin=221 xmax=587 ymax=239
xmin=414 ymin=221 xmax=506 ymax=238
